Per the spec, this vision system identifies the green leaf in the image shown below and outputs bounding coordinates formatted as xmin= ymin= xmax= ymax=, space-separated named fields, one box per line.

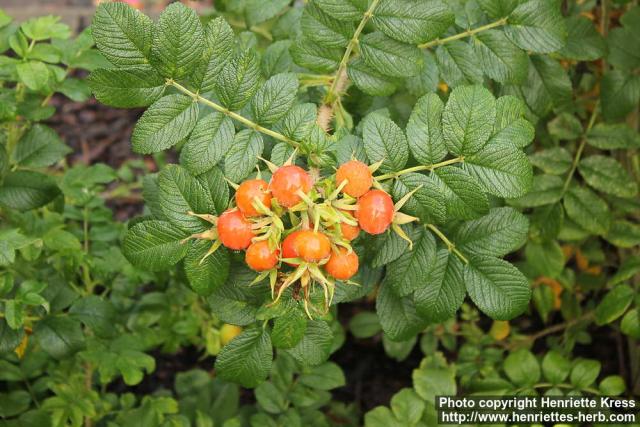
xmin=362 ymin=113 xmax=408 ymax=173
xmin=92 ymin=2 xmax=153 ymax=66
xmin=559 ymin=16 xmax=605 ymax=61
xmin=21 ymin=15 xmax=70 ymax=40
xmin=546 ymin=113 xmax=582 ymax=140
xmin=442 ymin=85 xmax=496 ymax=156
xmin=272 ymin=309 xmax=307 ymax=349
xmin=376 ymin=281 xmax=427 ymax=341
xmin=191 ymin=17 xmax=235 ymax=93
xmin=215 ymin=327 xmax=272 ymax=388
xmin=586 ymin=123 xmax=640 ymax=150
xmin=435 ymin=41 xmax=483 ymax=88
xmin=599 ymin=375 xmax=626 ymax=396
xmin=520 ymin=55 xmax=572 ymax=116
xmin=349 ymin=312 xmax=381 ymax=338
xmin=542 ymin=350 xmax=571 ymax=384
xmin=455 ymin=207 xmax=528 ymax=257
xmin=150 ymin=2 xmax=204 ymax=79
xmin=197 ymin=166 xmax=230 ymax=215
xmin=88 ymin=66 xmax=165 ymax=108
xmin=16 ymin=61 xmax=49 ymax=91
xmin=525 ymin=240 xmax=565 ymax=279
xmin=464 ymin=256 xmax=531 ymax=320
xmin=413 ymin=248 xmax=466 ymax=323
xmin=0 ymin=320 xmax=24 ymax=355
xmin=275 ymin=103 xmax=317 ymax=142
xmin=570 ymin=359 xmax=600 ymax=389
xmin=463 ymin=142 xmax=533 ymax=198
xmin=505 ymin=349 xmax=540 ymax=386
xmin=0 ymin=170 xmax=60 ymax=211
xmin=313 ymin=0 xmax=367 ymax=21
xmin=290 ymin=37 xmax=341 ymax=73
xmin=563 ymin=186 xmax=610 ymax=236
xmin=600 ymin=70 xmax=640 ymax=121
xmin=184 ymin=240 xmax=230 ymax=296
xmin=301 ymin=3 xmax=353 ymax=48
xmin=365 ymin=407 xmax=401 ymax=427
xmin=372 ymin=0 xmax=454 ymax=44
xmin=216 ymin=49 xmax=262 ymax=111
xmin=245 ymin=0 xmax=290 ymax=27
xmin=473 ymin=29 xmax=528 ymax=84
xmin=224 ymin=130 xmax=264 ymax=183
xmin=159 ymin=164 xmax=214 ymax=233
xmin=406 ymin=93 xmax=446 ymax=165
xmin=123 ymin=220 xmax=188 ymax=270
xmin=385 ymin=229 xmax=436 ymax=296
xmin=131 ymin=94 xmax=198 ymax=154
xmin=262 ymin=40 xmax=294 ymax=76
xmin=299 ymin=362 xmax=345 ymax=390
xmin=412 ymin=357 xmax=456 ymax=401
xmin=432 ymin=166 xmax=489 ymax=220
xmin=69 ymin=295 xmax=116 ymax=338
xmin=529 ymin=147 xmax=572 ymax=175
xmin=392 ymin=173 xmax=446 ymax=224
xmin=507 ymin=174 xmax=563 ymax=208
xmin=609 ymin=256 xmax=640 ymax=286
xmin=287 ymin=320 xmax=333 ymax=366
xmin=607 ymin=23 xmax=640 ymax=71
xmin=347 ymin=58 xmax=398 ymax=97
xmin=504 ymin=0 xmax=566 ymax=53
xmin=390 ymin=388 xmax=424 ymax=424
xmin=604 ymin=220 xmax=640 ymax=249
xmin=370 ymin=228 xmax=409 ymax=268
xmin=0 ymin=10 xmax=12 ymax=29
xmin=33 ymin=316 xmax=84 ymax=360
xmin=595 ymin=284 xmax=634 ymax=326
xmin=621 ymin=309 xmax=640 ymax=339
xmin=251 ymin=73 xmax=298 ymax=126
xmin=255 ymin=381 xmax=287 ymax=414
xmin=207 ymin=267 xmax=263 ymax=326
xmin=578 ymin=155 xmax=638 ymax=198
xmin=180 ymin=112 xmax=235 ymax=175
xmin=57 ymin=78 xmax=91 ymax=102
xmin=490 ymin=95 xmax=534 ymax=148
xmin=13 ymin=124 xmax=70 ymax=167
xmin=360 ymin=32 xmax=423 ymax=78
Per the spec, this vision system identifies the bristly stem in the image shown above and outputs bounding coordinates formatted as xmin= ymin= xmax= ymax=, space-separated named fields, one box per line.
xmin=320 ymin=0 xmax=382 ymax=124
xmin=418 ymin=17 xmax=508 ymax=49
xmin=426 ymin=224 xmax=469 ymax=264
xmin=376 ymin=156 xmax=465 ymax=181
xmin=561 ymin=102 xmax=600 ymax=194
xmin=168 ymin=79 xmax=300 ymax=148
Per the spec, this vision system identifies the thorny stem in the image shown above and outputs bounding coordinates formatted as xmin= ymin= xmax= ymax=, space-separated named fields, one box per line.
xmin=376 ymin=156 xmax=465 ymax=181
xmin=561 ymin=103 xmax=600 ymax=194
xmin=526 ymin=311 xmax=595 ymax=344
xmin=320 ymin=0 xmax=382 ymax=121
xmin=426 ymin=224 xmax=469 ymax=264
xmin=168 ymin=80 xmax=301 ymax=148
xmin=418 ymin=18 xmax=509 ymax=49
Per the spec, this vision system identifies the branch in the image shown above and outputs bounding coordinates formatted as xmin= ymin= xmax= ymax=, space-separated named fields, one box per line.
xmin=168 ymin=80 xmax=300 ymax=148
xmin=319 ymin=0 xmax=382 ymax=129
xmin=561 ymin=102 xmax=600 ymax=194
xmin=376 ymin=156 xmax=465 ymax=181
xmin=426 ymin=223 xmax=469 ymax=264
xmin=418 ymin=17 xmax=508 ymax=49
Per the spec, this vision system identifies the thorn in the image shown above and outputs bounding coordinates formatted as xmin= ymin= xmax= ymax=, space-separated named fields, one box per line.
xmin=223 ymin=177 xmax=239 ymax=190
xmin=284 ymin=148 xmax=298 ymax=166
xmin=187 ymin=211 xmax=217 ymax=224
xmin=199 ymin=240 xmax=222 ymax=264
xmin=368 ymin=158 xmax=385 ymax=173
xmin=394 ymin=185 xmax=423 ymax=211
xmin=258 ymin=156 xmax=279 ymax=173
xmin=392 ymin=223 xmax=414 ymax=250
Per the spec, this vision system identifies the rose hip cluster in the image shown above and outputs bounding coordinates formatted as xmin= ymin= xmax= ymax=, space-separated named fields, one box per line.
xmin=187 ymin=157 xmax=417 ymax=316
